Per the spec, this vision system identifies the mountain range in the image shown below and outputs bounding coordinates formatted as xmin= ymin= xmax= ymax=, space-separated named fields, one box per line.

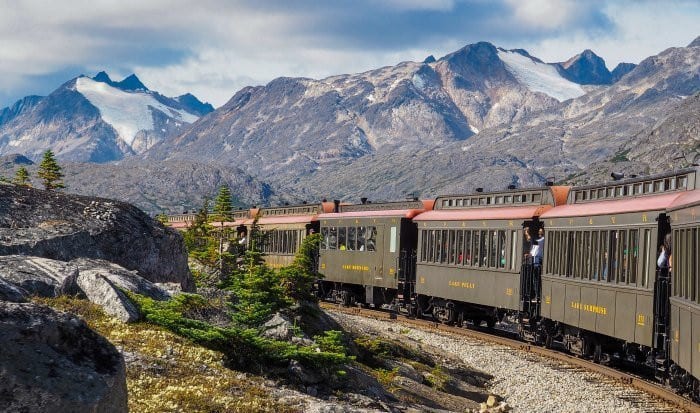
xmin=0 ymin=37 xmax=698 ymax=214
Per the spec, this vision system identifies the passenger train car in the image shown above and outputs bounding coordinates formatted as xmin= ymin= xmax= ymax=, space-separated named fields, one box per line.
xmin=317 ymin=199 xmax=432 ymax=307
xmin=245 ymin=202 xmax=335 ymax=268
xmin=412 ymin=186 xmax=569 ymax=327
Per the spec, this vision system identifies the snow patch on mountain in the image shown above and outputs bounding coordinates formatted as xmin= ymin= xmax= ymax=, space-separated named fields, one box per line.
xmin=497 ymin=50 xmax=585 ymax=102
xmin=75 ymin=77 xmax=197 ymax=146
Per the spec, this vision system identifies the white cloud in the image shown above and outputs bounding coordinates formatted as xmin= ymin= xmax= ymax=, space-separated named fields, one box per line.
xmin=504 ymin=0 xmax=582 ymax=30
xmin=514 ymin=1 xmax=700 ymax=67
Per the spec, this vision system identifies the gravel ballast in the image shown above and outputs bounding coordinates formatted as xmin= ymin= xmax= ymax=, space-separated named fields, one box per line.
xmin=328 ymin=311 xmax=681 ymax=413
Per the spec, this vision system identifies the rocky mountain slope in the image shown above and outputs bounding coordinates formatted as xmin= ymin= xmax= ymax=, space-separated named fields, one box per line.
xmin=0 ymin=72 xmax=213 ymax=163
xmin=0 ymin=156 xmax=276 ymax=214
xmin=140 ymin=38 xmax=697 ymax=204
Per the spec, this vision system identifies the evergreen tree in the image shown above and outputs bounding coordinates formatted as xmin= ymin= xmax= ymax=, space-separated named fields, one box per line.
xmin=213 ymin=185 xmax=233 ymax=221
xmin=190 ymin=198 xmax=210 ymax=238
xmin=279 ymin=233 xmax=321 ymax=303
xmin=37 ymin=150 xmax=64 ymax=190
xmin=155 ymin=212 xmax=169 ymax=224
xmin=13 ymin=167 xmax=31 ymax=186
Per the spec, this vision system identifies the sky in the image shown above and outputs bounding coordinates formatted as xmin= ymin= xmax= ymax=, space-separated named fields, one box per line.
xmin=0 ymin=0 xmax=698 ymax=109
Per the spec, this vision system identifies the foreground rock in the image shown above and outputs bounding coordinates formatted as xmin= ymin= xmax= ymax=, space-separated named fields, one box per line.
xmin=0 ymin=301 xmax=127 ymax=412
xmin=0 ymin=255 xmax=78 ymax=297
xmin=0 ymin=184 xmax=193 ymax=290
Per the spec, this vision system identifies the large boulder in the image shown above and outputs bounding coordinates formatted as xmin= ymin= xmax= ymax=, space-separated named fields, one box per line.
xmin=0 ymin=255 xmax=79 ymax=297
xmin=0 ymin=277 xmax=27 ymax=302
xmin=0 ymin=301 xmax=128 ymax=412
xmin=0 ymin=184 xmax=193 ymax=291
xmin=76 ymin=271 xmax=141 ymax=323
xmin=73 ymin=258 xmax=171 ymax=301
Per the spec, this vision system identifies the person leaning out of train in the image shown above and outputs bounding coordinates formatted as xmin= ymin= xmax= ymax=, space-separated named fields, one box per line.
xmin=657 ymin=232 xmax=673 ymax=272
xmin=533 ymin=228 xmax=544 ymax=267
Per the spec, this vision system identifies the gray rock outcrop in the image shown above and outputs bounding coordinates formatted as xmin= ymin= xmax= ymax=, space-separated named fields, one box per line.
xmin=0 ymin=184 xmax=194 ymax=291
xmin=0 ymin=301 xmax=128 ymax=412
xmin=0 ymin=277 xmax=27 ymax=302
xmin=76 ymin=270 xmax=141 ymax=323
xmin=0 ymin=255 xmax=79 ymax=297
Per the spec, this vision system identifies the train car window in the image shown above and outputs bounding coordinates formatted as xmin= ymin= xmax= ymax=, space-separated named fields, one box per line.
xmin=339 ymin=227 xmax=347 ymax=251
xmin=479 ymin=230 xmax=488 ymax=267
xmin=498 ymin=231 xmax=506 ymax=268
xmin=496 ymin=196 xmax=504 ymax=204
xmin=619 ymin=230 xmax=628 ymax=284
xmin=367 ymin=226 xmax=377 ymax=252
xmin=442 ymin=199 xmax=449 ymax=208
xmin=456 ymin=230 xmax=464 ymax=264
xmin=600 ymin=231 xmax=609 ymax=281
xmin=565 ymin=232 xmax=574 ymax=277
xmin=629 ymin=229 xmax=638 ymax=285
xmin=609 ymin=231 xmax=619 ymax=283
xmin=357 ymin=227 xmax=366 ymax=251
xmin=505 ymin=195 xmax=512 ymax=203
xmin=438 ymin=230 xmax=447 ymax=263
xmin=449 ymin=230 xmax=457 ymax=264
xmin=577 ymin=231 xmax=585 ymax=278
xmin=390 ymin=226 xmax=398 ymax=254
xmin=489 ymin=230 xmax=498 ymax=268
xmin=473 ymin=231 xmax=482 ymax=267
xmin=510 ymin=230 xmax=518 ymax=270
xmin=428 ymin=230 xmax=436 ymax=261
xmin=654 ymin=180 xmax=663 ymax=192
xmin=583 ymin=232 xmax=591 ymax=280
xmin=591 ymin=231 xmax=599 ymax=280
xmin=328 ymin=227 xmax=338 ymax=250
xmin=532 ymin=193 xmax=541 ymax=203
xmin=678 ymin=175 xmax=687 ymax=190
xmin=321 ymin=227 xmax=329 ymax=250
xmin=575 ymin=192 xmax=582 ymax=201
xmin=465 ymin=231 xmax=473 ymax=266
xmin=479 ymin=197 xmax=487 ymax=205
xmin=695 ymin=228 xmax=699 ymax=303
xmin=347 ymin=227 xmax=356 ymax=251
xmin=665 ymin=178 xmax=674 ymax=191
xmin=641 ymin=229 xmax=651 ymax=288
xmin=634 ymin=183 xmax=642 ymax=195
xmin=419 ymin=230 xmax=426 ymax=261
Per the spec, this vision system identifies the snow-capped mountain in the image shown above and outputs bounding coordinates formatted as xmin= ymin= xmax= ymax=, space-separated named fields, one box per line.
xmin=142 ymin=38 xmax=698 ymax=205
xmin=0 ymin=73 xmax=213 ymax=162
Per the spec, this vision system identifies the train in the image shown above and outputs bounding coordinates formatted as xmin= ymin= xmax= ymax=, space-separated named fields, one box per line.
xmin=167 ymin=166 xmax=700 ymax=399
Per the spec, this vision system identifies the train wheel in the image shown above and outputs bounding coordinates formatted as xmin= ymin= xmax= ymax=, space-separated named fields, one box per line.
xmin=486 ymin=317 xmax=496 ymax=328
xmin=544 ymin=334 xmax=553 ymax=349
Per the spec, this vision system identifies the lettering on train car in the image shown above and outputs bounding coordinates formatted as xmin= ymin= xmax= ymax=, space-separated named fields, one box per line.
xmin=448 ymin=280 xmax=476 ymax=289
xmin=505 ymin=288 xmax=513 ymax=296
xmin=637 ymin=314 xmax=646 ymax=326
xmin=341 ymin=264 xmax=369 ymax=271
xmin=570 ymin=301 xmax=607 ymax=315
xmin=545 ymin=295 xmax=551 ymax=304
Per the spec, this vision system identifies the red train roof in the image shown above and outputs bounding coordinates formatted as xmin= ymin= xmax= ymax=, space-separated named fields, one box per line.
xmin=541 ymin=192 xmax=683 ymax=218
xmin=244 ymin=215 xmax=318 ymax=225
xmin=667 ymin=189 xmax=700 ymax=211
xmin=319 ymin=209 xmax=427 ymax=219
xmin=414 ymin=205 xmax=551 ymax=221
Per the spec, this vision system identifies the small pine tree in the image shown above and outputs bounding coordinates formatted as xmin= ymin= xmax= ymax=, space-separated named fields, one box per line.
xmin=213 ymin=185 xmax=233 ymax=222
xmin=13 ymin=167 xmax=31 ymax=186
xmin=279 ymin=233 xmax=322 ymax=303
xmin=155 ymin=212 xmax=169 ymax=224
xmin=37 ymin=150 xmax=65 ymax=190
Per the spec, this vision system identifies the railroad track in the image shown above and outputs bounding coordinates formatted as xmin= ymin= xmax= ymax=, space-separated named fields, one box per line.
xmin=320 ymin=302 xmax=700 ymax=413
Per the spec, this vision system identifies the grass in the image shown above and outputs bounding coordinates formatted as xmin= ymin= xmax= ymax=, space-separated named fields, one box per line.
xmin=34 ymin=296 xmax=301 ymax=413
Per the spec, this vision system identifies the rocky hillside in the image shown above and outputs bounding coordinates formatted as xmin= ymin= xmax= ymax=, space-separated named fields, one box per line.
xmin=0 ymin=156 xmax=277 ymax=215
xmin=0 ymin=72 xmax=213 ymax=163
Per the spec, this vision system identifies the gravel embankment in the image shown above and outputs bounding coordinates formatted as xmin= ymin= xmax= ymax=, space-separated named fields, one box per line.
xmin=328 ymin=311 xmax=681 ymax=413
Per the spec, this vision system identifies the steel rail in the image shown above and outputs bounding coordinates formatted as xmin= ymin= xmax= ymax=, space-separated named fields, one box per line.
xmin=320 ymin=302 xmax=700 ymax=413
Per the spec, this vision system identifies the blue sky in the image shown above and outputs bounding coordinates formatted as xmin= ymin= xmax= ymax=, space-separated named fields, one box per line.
xmin=0 ymin=0 xmax=697 ymax=108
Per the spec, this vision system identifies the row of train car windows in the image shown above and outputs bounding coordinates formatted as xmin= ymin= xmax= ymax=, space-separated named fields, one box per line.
xmin=544 ymin=229 xmax=652 ymax=288
xmin=320 ymin=226 xmax=378 ymax=251
xmin=419 ymin=229 xmax=519 ymax=271
xmin=168 ymin=214 xmax=196 ymax=222
xmin=441 ymin=193 xmax=541 ymax=208
xmin=263 ymin=207 xmax=315 ymax=216
xmin=673 ymin=226 xmax=700 ymax=303
xmin=261 ymin=229 xmax=303 ymax=254
xmin=574 ymin=175 xmax=688 ymax=202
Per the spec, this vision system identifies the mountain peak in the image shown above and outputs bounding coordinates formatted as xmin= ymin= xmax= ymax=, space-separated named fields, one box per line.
xmin=557 ymin=49 xmax=611 ymax=85
xmin=117 ymin=74 xmax=148 ymax=91
xmin=92 ymin=71 xmax=113 ymax=84
xmin=175 ymin=93 xmax=215 ymax=116
xmin=689 ymin=36 xmax=700 ymax=48
xmin=611 ymin=62 xmax=637 ymax=82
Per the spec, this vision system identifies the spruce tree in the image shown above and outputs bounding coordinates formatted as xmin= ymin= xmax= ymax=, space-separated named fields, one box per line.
xmin=37 ymin=150 xmax=64 ymax=190
xmin=213 ymin=185 xmax=233 ymax=221
xmin=13 ymin=167 xmax=31 ymax=186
